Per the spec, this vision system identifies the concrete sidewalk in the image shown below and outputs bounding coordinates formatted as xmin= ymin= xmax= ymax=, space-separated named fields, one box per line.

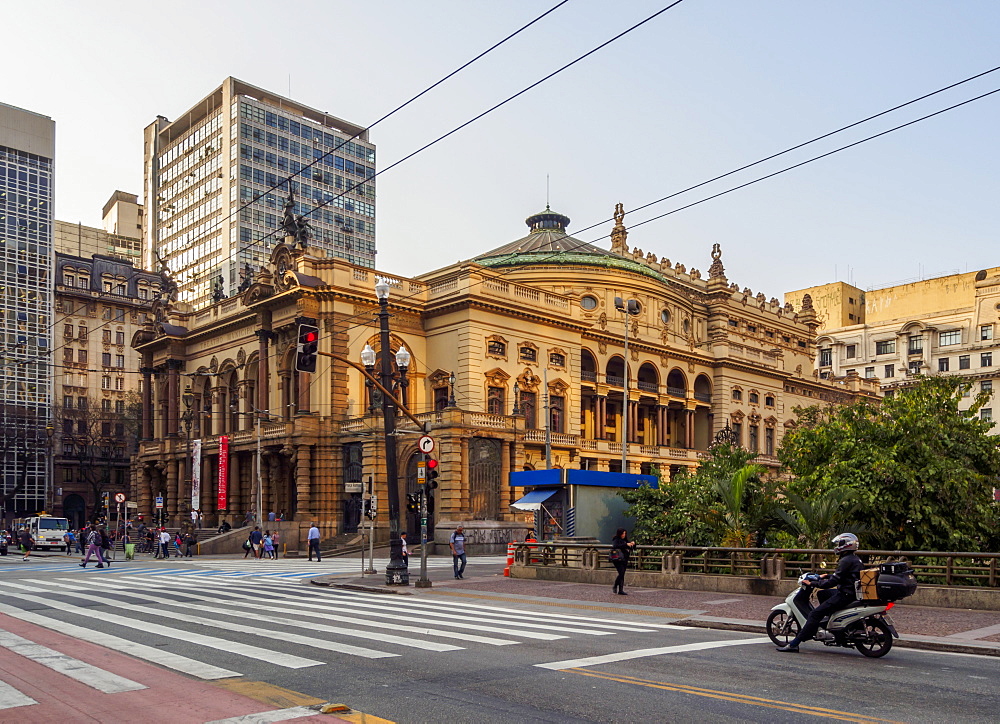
xmin=312 ymin=559 xmax=1000 ymax=658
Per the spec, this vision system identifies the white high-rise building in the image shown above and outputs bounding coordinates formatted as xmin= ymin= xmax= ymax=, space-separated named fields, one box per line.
xmin=0 ymin=101 xmax=55 ymax=518
xmin=143 ymin=77 xmax=376 ymax=308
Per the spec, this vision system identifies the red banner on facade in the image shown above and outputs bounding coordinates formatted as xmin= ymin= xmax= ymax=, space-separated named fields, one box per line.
xmin=218 ymin=435 xmax=229 ymax=511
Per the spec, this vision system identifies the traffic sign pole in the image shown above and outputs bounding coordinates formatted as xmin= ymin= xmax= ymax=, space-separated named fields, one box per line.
xmin=415 ymin=454 xmax=432 ymax=588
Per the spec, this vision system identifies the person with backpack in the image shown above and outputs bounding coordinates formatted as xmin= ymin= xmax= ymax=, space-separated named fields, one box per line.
xmin=19 ymin=528 xmax=34 ymax=562
xmin=99 ymin=526 xmax=112 ymax=568
xmin=184 ymin=530 xmax=197 ymax=557
xmin=262 ymin=530 xmax=274 ymax=559
xmin=80 ymin=524 xmax=106 ymax=568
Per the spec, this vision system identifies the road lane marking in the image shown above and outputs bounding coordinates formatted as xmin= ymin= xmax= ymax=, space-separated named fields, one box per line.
xmin=82 ymin=577 xmax=516 ymax=647
xmin=205 ymin=706 xmax=322 ymax=723
xmin=2 ymin=582 xmax=323 ymax=669
xmin=126 ymin=576 xmax=569 ymax=641
xmin=0 ymin=603 xmax=239 ymax=679
xmin=63 ymin=578 xmax=457 ymax=653
xmin=567 ymin=669 xmax=903 ymax=723
xmin=422 ymin=589 xmax=697 ymax=619
xmin=535 ymin=636 xmax=772 ymax=669
xmin=0 ymin=680 xmax=37 ymax=711
xmin=0 ymin=629 xmax=145 ymax=693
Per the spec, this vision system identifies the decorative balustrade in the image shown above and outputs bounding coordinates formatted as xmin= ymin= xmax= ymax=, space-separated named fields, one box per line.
xmin=667 ymin=386 xmax=686 ymax=398
xmin=606 ymin=375 xmax=624 ymax=387
xmin=516 ymin=544 xmax=1000 ymax=589
xmin=581 ymin=371 xmax=597 ymax=383
xmin=636 ymin=381 xmax=658 ymax=393
xmin=466 ymin=412 xmax=509 ymax=429
xmin=694 ymin=392 xmax=711 ymax=403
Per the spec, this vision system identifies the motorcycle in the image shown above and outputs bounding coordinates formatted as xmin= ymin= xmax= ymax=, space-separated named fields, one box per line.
xmin=766 ymin=573 xmax=898 ymax=658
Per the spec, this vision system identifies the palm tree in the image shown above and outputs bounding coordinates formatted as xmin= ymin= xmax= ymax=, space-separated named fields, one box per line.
xmin=704 ymin=463 xmax=767 ymax=547
xmin=776 ymin=486 xmax=865 ymax=549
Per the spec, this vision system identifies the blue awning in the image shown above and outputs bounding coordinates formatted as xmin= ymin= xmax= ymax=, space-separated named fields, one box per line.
xmin=510 ymin=488 xmax=558 ymax=511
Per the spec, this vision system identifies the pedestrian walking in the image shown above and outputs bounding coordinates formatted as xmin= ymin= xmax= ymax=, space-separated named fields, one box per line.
xmin=99 ymin=525 xmax=112 ymax=568
xmin=307 ymin=522 xmax=321 ymax=562
xmin=158 ymin=528 xmax=171 ymax=559
xmin=19 ymin=528 xmax=34 ymax=562
xmin=400 ymin=532 xmax=409 ymax=567
xmin=450 ymin=525 xmax=467 ymax=579
xmin=271 ymin=529 xmax=280 ymax=560
xmin=263 ymin=531 xmax=274 ymax=559
xmin=609 ymin=528 xmax=636 ymax=595
xmin=249 ymin=526 xmax=263 ymax=559
xmin=184 ymin=530 xmax=197 ymax=557
xmin=79 ymin=525 xmax=106 ymax=568
xmin=76 ymin=528 xmax=86 ymax=555
xmin=63 ymin=529 xmax=76 ymax=555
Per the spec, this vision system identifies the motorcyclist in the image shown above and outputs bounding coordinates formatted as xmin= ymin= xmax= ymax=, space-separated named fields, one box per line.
xmin=776 ymin=532 xmax=863 ymax=652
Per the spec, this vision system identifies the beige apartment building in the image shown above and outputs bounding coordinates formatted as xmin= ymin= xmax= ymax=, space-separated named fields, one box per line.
xmin=130 ymin=203 xmax=878 ymax=544
xmin=51 ymin=225 xmax=161 ymax=526
xmin=54 ymin=191 xmax=143 ymax=263
xmin=786 ymin=269 xmax=1000 ymax=425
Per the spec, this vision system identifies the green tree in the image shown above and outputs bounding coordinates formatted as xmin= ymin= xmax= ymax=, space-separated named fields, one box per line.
xmin=775 ymin=486 xmax=865 ymax=549
xmin=778 ymin=375 xmax=1000 ymax=551
xmin=620 ymin=444 xmax=781 ymax=546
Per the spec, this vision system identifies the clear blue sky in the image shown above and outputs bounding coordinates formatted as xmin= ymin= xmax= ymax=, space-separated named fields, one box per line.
xmin=5 ymin=1 xmax=999 ymax=294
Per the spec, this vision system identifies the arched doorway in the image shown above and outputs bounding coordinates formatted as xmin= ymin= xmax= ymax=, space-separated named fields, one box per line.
xmin=63 ymin=493 xmax=86 ymax=529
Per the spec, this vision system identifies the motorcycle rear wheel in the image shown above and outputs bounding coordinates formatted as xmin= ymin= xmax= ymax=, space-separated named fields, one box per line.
xmin=855 ymin=618 xmax=893 ymax=658
xmin=766 ymin=610 xmax=799 ymax=646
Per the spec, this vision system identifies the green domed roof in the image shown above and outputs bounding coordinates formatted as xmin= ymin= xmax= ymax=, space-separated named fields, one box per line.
xmin=474 ymin=206 xmax=668 ymax=283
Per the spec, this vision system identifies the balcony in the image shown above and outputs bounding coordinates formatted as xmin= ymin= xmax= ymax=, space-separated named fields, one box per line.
xmin=606 ymin=375 xmax=624 ymax=387
xmin=667 ymin=386 xmax=686 ymax=398
xmin=581 ymin=370 xmax=597 ymax=383
xmin=694 ymin=392 xmax=711 ymax=403
xmin=636 ymin=381 xmax=658 ymax=393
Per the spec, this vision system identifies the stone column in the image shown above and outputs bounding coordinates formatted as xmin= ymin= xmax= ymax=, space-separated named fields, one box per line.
xmin=229 ymin=451 xmax=242 ymax=520
xmin=460 ymin=436 xmax=470 ymax=517
xmin=166 ymin=359 xmax=181 ymax=437
xmin=500 ymin=440 xmax=512 ymax=514
xmin=628 ymin=400 xmax=638 ymax=443
xmin=297 ymin=372 xmax=311 ymax=414
xmin=256 ymin=328 xmax=271 ymax=413
xmin=656 ymin=405 xmax=667 ymax=446
xmin=211 ymin=386 xmax=225 ymax=435
xmin=140 ymin=359 xmax=154 ymax=440
xmin=166 ymin=458 xmax=179 ymax=520
xmin=597 ymin=396 xmax=607 ymax=440
xmin=686 ymin=409 xmax=695 ymax=449
xmin=296 ymin=444 xmax=312 ymax=515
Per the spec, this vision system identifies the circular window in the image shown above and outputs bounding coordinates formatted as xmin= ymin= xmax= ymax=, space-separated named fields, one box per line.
xmin=581 ymin=295 xmax=598 ymax=311
xmin=660 ymin=309 xmax=671 ymax=325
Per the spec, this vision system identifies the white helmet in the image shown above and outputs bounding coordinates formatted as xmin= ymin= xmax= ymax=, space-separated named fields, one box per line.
xmin=832 ymin=532 xmax=858 ymax=554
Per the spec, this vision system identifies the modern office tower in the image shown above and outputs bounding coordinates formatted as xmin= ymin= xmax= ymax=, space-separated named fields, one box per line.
xmin=143 ymin=77 xmax=376 ymax=308
xmin=55 ymin=190 xmax=143 ymax=263
xmin=0 ymin=101 xmax=55 ymax=518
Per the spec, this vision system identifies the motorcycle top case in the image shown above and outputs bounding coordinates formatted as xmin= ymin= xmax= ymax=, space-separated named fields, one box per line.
xmin=878 ymin=562 xmax=910 ymax=575
xmin=875 ymin=570 xmax=917 ymax=601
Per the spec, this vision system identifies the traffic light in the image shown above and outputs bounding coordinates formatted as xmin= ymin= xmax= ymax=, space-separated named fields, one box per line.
xmin=101 ymin=491 xmax=110 ymax=511
xmin=406 ymin=494 xmax=419 ymax=514
xmin=295 ymin=323 xmax=319 ymax=373
xmin=425 ymin=458 xmax=438 ymax=514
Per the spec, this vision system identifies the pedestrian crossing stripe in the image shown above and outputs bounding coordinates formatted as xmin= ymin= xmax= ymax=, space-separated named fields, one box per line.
xmin=0 ymin=628 xmax=146 ymax=693
xmin=0 ymin=679 xmax=36 ymax=711
xmin=0 ymin=572 xmax=661 ymax=675
xmin=1 ymin=581 xmax=323 ymax=669
xmin=0 ymin=602 xmax=239 ymax=680
xmin=81 ymin=575 xmax=547 ymax=645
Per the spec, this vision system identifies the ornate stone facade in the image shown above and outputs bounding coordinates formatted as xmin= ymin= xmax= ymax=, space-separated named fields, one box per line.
xmin=131 ymin=207 xmax=878 ymax=542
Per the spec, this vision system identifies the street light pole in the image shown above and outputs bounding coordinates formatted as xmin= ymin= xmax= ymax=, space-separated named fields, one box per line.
xmin=614 ymin=297 xmax=641 ymax=473
xmin=374 ymin=277 xmax=409 ymax=585
xmin=182 ymin=387 xmax=195 ymax=528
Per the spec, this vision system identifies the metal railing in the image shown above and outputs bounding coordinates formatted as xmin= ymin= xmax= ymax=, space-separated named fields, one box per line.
xmin=513 ymin=543 xmax=1000 ymax=588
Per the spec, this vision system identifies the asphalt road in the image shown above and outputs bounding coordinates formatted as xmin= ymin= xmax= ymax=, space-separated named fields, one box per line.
xmin=1 ymin=554 xmax=998 ymax=723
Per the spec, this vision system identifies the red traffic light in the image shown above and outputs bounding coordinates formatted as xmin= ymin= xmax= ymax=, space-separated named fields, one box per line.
xmin=426 ymin=458 xmax=438 ymax=469
xmin=303 ymin=331 xmax=317 ymax=343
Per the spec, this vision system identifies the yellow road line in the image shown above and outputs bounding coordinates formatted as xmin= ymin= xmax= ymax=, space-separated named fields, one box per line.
xmin=423 ymin=589 xmax=690 ymax=618
xmin=567 ymin=669 xmax=904 ymax=723
xmin=211 ymin=678 xmax=326 ymax=708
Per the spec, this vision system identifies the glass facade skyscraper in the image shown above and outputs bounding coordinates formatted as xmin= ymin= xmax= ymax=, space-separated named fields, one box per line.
xmin=144 ymin=78 xmax=375 ymax=308
xmin=0 ymin=102 xmax=55 ymax=517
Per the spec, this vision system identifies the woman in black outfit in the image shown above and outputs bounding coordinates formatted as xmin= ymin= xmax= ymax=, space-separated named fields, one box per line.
xmin=610 ymin=528 xmax=636 ymax=595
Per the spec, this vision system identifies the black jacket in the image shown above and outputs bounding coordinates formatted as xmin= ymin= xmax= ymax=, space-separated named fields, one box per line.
xmin=817 ymin=551 xmax=863 ymax=598
xmin=611 ymin=536 xmax=631 ymax=563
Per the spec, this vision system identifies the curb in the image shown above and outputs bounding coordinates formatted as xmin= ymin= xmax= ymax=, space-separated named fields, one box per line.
xmin=310 ymin=577 xmax=415 ymax=595
xmin=675 ymin=618 xmax=1000 ymax=657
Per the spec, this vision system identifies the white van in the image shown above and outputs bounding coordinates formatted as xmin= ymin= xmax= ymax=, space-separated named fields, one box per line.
xmin=15 ymin=515 xmax=71 ymax=551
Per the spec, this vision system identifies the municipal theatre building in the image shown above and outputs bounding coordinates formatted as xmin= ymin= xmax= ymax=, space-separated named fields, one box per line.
xmin=131 ymin=205 xmax=876 ymax=544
